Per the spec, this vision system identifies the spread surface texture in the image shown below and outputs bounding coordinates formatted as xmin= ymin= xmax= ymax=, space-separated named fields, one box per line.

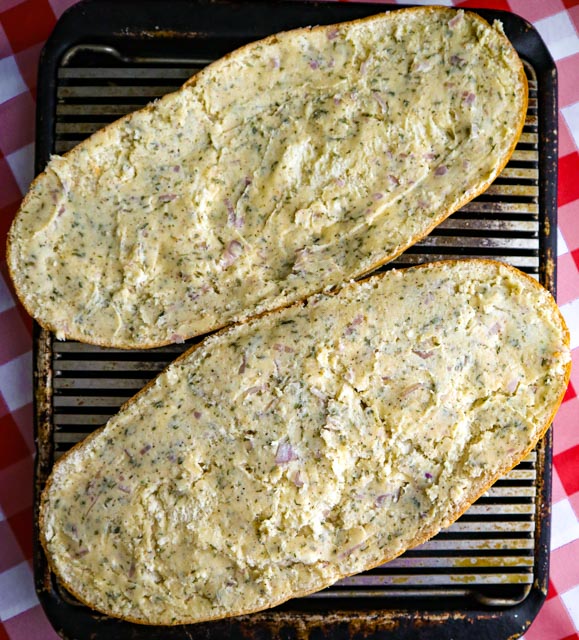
xmin=8 ymin=7 xmax=527 ymax=348
xmin=40 ymin=260 xmax=571 ymax=625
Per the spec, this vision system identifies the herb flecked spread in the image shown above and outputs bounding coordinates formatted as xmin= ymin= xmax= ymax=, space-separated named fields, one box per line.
xmin=9 ymin=8 xmax=526 ymax=347
xmin=40 ymin=261 xmax=570 ymax=625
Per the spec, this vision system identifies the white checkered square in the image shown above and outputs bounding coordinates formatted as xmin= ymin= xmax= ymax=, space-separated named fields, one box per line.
xmin=0 ymin=561 xmax=38 ymax=621
xmin=561 ymin=584 xmax=579 ymax=633
xmin=562 ymin=101 xmax=579 ymax=152
xmin=560 ymin=297 xmax=579 ymax=350
xmin=0 ymin=351 xmax=32 ymax=412
xmin=0 ymin=274 xmax=16 ymax=314
xmin=558 ymin=226 xmax=570 ymax=257
xmin=6 ymin=143 xmax=35 ymax=195
xmin=551 ymin=498 xmax=579 ymax=551
xmin=534 ymin=11 xmax=579 ymax=61
xmin=0 ymin=56 xmax=28 ymax=103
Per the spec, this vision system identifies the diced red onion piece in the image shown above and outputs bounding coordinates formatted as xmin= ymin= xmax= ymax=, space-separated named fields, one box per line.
xmin=225 ymin=198 xmax=244 ymax=229
xmin=344 ymin=314 xmax=364 ymax=336
xmin=462 ymin=91 xmax=476 ymax=105
xmin=238 ymin=353 xmax=247 ymax=374
xmin=435 ymin=165 xmax=448 ymax=176
xmin=244 ymin=385 xmax=267 ymax=396
xmin=373 ymin=91 xmax=387 ymax=112
xmin=274 ymin=343 xmax=294 ymax=353
xmin=171 ymin=333 xmax=185 ymax=344
xmin=292 ymin=248 xmax=309 ymax=273
xmin=413 ymin=350 xmax=434 ymax=360
xmin=376 ymin=488 xmax=401 ymax=505
xmin=448 ymin=13 xmax=463 ymax=28
xmin=507 ymin=379 xmax=519 ymax=393
xmin=489 ymin=322 xmax=502 ymax=335
xmin=262 ymin=397 xmax=280 ymax=414
xmin=221 ymin=240 xmax=243 ymax=269
xmin=275 ymin=442 xmax=298 ymax=465
xmin=327 ymin=27 xmax=339 ymax=40
xmin=340 ymin=542 xmax=364 ymax=559
xmin=159 ymin=194 xmax=176 ymax=202
xmin=401 ymin=383 xmax=425 ymax=398
xmin=292 ymin=471 xmax=304 ymax=487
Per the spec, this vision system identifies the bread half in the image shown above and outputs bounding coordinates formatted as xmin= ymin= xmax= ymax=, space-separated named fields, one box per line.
xmin=39 ymin=259 xmax=570 ymax=625
xmin=8 ymin=7 xmax=527 ymax=348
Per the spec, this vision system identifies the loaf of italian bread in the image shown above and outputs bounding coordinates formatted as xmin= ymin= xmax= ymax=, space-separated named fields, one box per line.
xmin=40 ymin=260 xmax=570 ymax=625
xmin=8 ymin=7 xmax=527 ymax=348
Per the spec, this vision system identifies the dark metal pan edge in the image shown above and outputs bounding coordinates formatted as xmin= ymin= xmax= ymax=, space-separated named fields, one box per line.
xmin=32 ymin=2 xmax=558 ymax=638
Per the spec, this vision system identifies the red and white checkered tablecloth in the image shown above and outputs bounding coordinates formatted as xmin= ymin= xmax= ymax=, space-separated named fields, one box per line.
xmin=0 ymin=0 xmax=577 ymax=638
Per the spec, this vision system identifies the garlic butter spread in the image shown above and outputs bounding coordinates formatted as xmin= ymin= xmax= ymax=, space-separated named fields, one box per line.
xmin=9 ymin=8 xmax=526 ymax=348
xmin=40 ymin=261 xmax=570 ymax=625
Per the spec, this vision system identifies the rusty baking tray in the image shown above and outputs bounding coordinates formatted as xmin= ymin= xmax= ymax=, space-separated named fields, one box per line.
xmin=32 ymin=1 xmax=559 ymax=638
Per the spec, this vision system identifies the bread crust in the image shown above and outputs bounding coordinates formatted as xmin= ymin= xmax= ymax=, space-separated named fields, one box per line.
xmin=8 ymin=6 xmax=528 ymax=349
xmin=38 ymin=258 xmax=570 ymax=626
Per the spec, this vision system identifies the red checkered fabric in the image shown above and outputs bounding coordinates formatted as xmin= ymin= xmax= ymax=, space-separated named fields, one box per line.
xmin=0 ymin=0 xmax=578 ymax=638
